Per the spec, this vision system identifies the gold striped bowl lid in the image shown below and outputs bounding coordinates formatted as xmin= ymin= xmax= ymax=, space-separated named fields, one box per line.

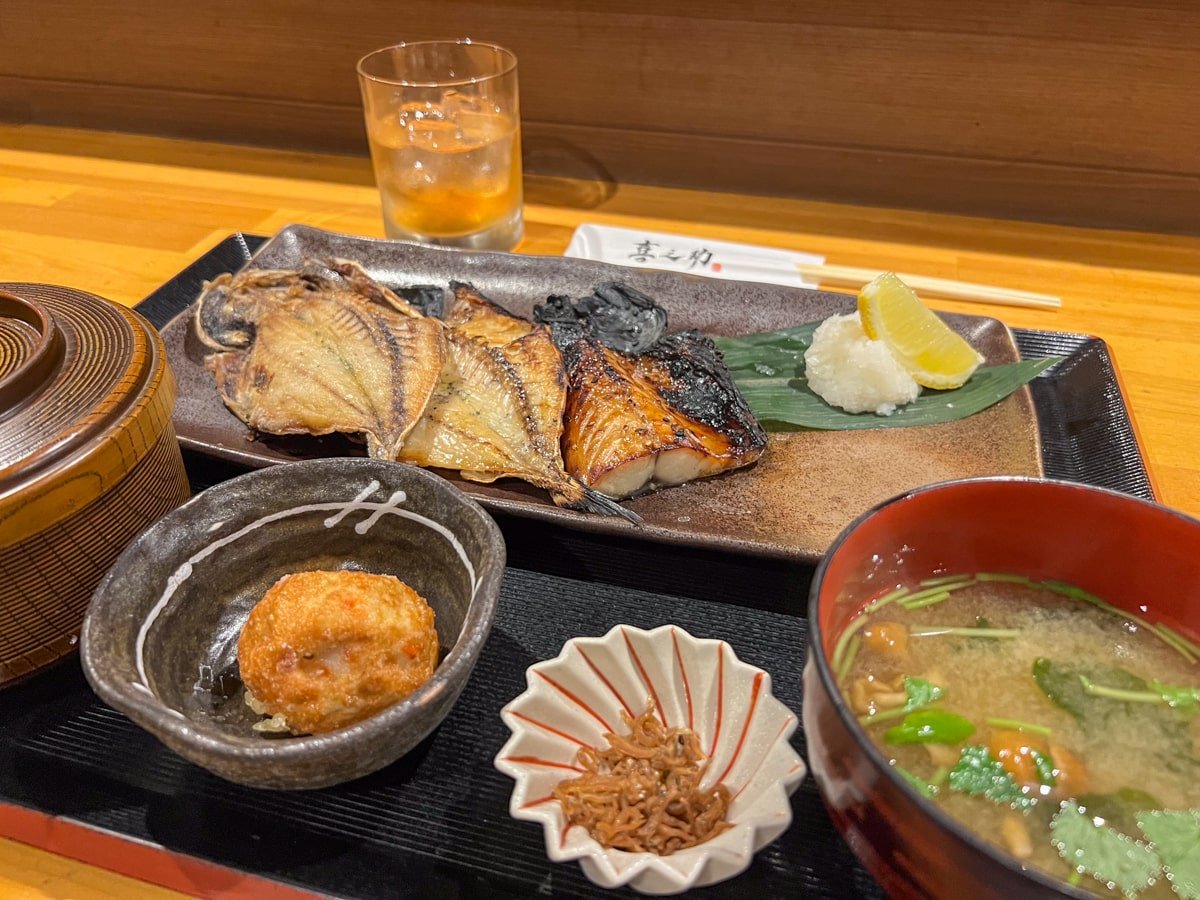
xmin=0 ymin=283 xmax=176 ymax=546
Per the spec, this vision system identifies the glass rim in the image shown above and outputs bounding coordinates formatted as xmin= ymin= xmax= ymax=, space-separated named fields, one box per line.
xmin=356 ymin=39 xmax=517 ymax=88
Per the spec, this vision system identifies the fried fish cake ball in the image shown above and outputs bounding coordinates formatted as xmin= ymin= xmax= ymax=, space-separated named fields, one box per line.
xmin=237 ymin=570 xmax=438 ymax=734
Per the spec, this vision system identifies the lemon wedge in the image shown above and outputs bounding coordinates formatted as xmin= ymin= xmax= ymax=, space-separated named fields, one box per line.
xmin=858 ymin=272 xmax=984 ymax=389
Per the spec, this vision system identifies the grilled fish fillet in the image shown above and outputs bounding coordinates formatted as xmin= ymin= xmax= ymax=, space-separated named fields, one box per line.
xmin=328 ymin=258 xmax=423 ymax=318
xmin=559 ymin=331 xmax=767 ymax=499
xmin=201 ymin=288 xmax=446 ymax=460
xmin=195 ymin=268 xmax=328 ymax=351
xmin=444 ymin=282 xmax=567 ymax=458
xmin=402 ymin=284 xmax=636 ymax=520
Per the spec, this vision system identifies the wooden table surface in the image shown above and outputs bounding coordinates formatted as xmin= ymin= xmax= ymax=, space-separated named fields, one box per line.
xmin=1 ymin=123 xmax=1198 ymax=896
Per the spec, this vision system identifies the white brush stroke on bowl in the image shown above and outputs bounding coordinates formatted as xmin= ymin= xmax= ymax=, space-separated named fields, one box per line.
xmin=495 ymin=624 xmax=806 ymax=895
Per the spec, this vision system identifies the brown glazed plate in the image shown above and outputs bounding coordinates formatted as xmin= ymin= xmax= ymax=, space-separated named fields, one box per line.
xmin=161 ymin=224 xmax=1042 ymax=563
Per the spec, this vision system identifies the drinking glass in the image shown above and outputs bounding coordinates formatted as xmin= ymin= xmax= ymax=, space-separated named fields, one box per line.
xmin=357 ymin=40 xmax=523 ymax=250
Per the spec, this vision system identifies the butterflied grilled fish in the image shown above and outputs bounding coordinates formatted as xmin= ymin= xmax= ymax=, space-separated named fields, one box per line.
xmin=195 ymin=268 xmax=321 ymax=351
xmin=536 ymin=289 xmax=766 ymax=499
xmin=328 ymin=258 xmax=424 ymax=318
xmin=444 ymin=282 xmax=566 ymax=452
xmin=401 ymin=283 xmax=636 ymax=520
xmin=194 ymin=259 xmax=422 ymax=350
xmin=196 ymin=268 xmax=445 ymax=460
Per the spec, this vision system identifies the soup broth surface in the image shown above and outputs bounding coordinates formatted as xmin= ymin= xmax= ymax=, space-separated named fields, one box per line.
xmin=840 ymin=578 xmax=1199 ymax=898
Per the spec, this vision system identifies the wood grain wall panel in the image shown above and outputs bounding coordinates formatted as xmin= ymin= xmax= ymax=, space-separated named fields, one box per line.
xmin=1 ymin=1 xmax=1198 ymax=232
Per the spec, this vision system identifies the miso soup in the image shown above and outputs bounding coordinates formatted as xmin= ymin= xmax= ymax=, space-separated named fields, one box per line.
xmin=835 ymin=574 xmax=1199 ymax=898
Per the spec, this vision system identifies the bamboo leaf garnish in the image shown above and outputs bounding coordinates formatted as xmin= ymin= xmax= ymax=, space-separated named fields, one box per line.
xmin=713 ymin=324 xmax=1063 ymax=431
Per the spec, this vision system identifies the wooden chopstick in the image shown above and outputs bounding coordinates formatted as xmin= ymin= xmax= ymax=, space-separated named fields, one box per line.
xmin=794 ymin=263 xmax=1062 ymax=310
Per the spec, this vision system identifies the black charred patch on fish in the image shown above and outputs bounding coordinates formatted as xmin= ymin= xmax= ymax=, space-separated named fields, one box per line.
xmin=533 ymin=283 xmax=667 ymax=354
xmin=393 ymin=285 xmax=447 ymax=318
xmin=533 ymin=294 xmax=589 ymax=347
xmin=576 ymin=282 xmax=668 ymax=354
xmin=640 ymin=331 xmax=767 ymax=453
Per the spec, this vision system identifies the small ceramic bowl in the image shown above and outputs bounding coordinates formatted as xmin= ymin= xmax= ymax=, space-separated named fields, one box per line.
xmin=496 ymin=624 xmax=805 ymax=895
xmin=81 ymin=457 xmax=505 ymax=790
xmin=804 ymin=476 xmax=1200 ymax=899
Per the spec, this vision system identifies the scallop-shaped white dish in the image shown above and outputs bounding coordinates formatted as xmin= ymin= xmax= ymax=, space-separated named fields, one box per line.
xmin=495 ymin=624 xmax=806 ymax=895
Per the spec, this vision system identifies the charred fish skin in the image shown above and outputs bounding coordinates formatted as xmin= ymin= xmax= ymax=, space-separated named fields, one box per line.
xmin=531 ymin=294 xmax=582 ymax=334
xmin=533 ymin=283 xmax=667 ymax=355
xmin=557 ymin=336 xmax=729 ymax=498
xmin=639 ymin=331 xmax=767 ymax=454
xmin=575 ymin=282 xmax=668 ymax=354
xmin=559 ymin=335 xmax=765 ymax=500
xmin=558 ymin=335 xmax=667 ymax=493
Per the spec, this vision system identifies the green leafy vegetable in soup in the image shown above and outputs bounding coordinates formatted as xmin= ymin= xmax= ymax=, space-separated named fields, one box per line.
xmin=837 ymin=574 xmax=1200 ymax=898
xmin=884 ymin=709 xmax=976 ymax=745
xmin=948 ymin=744 xmax=1037 ymax=810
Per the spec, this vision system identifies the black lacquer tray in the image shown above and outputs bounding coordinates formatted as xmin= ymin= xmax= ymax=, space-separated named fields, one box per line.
xmin=0 ymin=234 xmax=1153 ymax=898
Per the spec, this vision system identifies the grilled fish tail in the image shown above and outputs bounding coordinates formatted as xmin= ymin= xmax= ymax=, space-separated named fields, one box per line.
xmin=576 ymin=485 xmax=643 ymax=523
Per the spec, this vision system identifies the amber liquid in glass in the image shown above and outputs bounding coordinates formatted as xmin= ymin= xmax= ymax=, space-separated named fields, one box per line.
xmin=368 ymin=94 xmax=523 ymax=249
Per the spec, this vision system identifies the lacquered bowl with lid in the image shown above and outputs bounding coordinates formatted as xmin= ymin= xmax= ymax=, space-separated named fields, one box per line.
xmin=0 ymin=283 xmax=189 ymax=686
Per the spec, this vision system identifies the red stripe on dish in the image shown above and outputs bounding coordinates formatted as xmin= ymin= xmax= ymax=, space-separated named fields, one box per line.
xmin=560 ymin=821 xmax=573 ymax=849
xmin=787 ymin=762 xmax=804 ymax=775
xmin=709 ymin=645 xmax=726 ymax=757
xmin=578 ymin=647 xmax=634 ymax=717
xmin=714 ymin=671 xmax=765 ymax=787
xmin=503 ymin=756 xmax=585 ymax=773
xmin=732 ymin=715 xmax=794 ymax=802
xmin=520 ymin=795 xmax=558 ymax=810
xmin=509 ymin=710 xmax=591 ymax=749
xmin=622 ymin=627 xmax=666 ymax=726
xmin=535 ymin=671 xmax=614 ymax=733
xmin=672 ymin=628 xmax=694 ymax=732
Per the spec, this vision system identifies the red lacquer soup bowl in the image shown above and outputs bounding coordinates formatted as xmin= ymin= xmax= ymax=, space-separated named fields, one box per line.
xmin=803 ymin=477 xmax=1200 ymax=900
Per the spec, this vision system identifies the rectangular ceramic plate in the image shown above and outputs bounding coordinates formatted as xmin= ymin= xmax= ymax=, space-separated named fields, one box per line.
xmin=157 ymin=225 xmax=1117 ymax=563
